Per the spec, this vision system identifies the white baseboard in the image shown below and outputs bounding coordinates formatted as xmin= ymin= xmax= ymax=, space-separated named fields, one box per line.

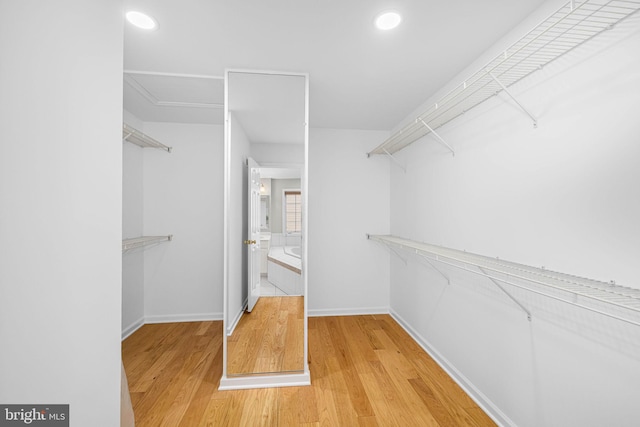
xmin=122 ymin=312 xmax=224 ymax=341
xmin=143 ymin=312 xmax=223 ymax=324
xmin=389 ymin=309 xmax=515 ymax=427
xmin=121 ymin=316 xmax=145 ymax=341
xmin=218 ymin=371 xmax=311 ymax=390
xmin=308 ymin=306 xmax=389 ymax=317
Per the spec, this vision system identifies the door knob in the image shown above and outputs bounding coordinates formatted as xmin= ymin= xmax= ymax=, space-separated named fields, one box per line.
xmin=243 ymin=240 xmax=257 ymax=245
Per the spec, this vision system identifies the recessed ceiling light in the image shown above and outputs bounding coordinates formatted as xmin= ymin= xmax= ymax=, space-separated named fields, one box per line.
xmin=375 ymin=11 xmax=402 ymax=31
xmin=126 ymin=11 xmax=158 ymax=30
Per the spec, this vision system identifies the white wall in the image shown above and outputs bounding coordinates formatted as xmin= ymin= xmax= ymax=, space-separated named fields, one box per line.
xmin=308 ymin=128 xmax=391 ymax=315
xmin=141 ymin=122 xmax=224 ymax=323
xmin=388 ymin=6 xmax=640 ymax=427
xmin=0 ymin=1 xmax=123 ymax=425
xmin=122 ymin=110 xmax=145 ymax=337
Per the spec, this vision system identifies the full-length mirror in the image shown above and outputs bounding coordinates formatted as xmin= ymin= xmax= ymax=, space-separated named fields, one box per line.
xmin=220 ymin=70 xmax=309 ymax=389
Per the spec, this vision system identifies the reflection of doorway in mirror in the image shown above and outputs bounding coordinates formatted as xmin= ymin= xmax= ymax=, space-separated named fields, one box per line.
xmin=222 ymin=70 xmax=309 ymax=388
xmin=232 ymin=167 xmax=305 ymax=376
xmin=261 ymin=176 xmax=302 ymax=297
xmin=228 ymin=169 xmax=305 ymax=376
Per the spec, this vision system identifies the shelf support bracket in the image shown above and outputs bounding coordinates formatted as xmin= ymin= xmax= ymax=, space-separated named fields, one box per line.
xmin=415 ymin=251 xmax=451 ymax=285
xmin=417 ymin=118 xmax=455 ymax=156
xmin=122 ymin=235 xmax=173 ymax=253
xmin=389 ymin=246 xmax=408 ymax=265
xmin=382 ymin=148 xmax=406 ymax=173
xmin=489 ymin=72 xmax=538 ymax=128
xmin=368 ymin=235 xmax=408 ymax=265
xmin=478 ymin=266 xmax=532 ymax=321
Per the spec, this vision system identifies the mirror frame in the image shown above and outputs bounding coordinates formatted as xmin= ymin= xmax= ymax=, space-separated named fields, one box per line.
xmin=219 ymin=69 xmax=310 ymax=390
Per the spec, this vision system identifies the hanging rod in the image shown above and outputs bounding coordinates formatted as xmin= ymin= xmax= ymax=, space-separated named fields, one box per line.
xmin=368 ymin=234 xmax=640 ymax=326
xmin=122 ymin=235 xmax=173 ymax=252
xmin=122 ymin=123 xmax=172 ymax=153
xmin=367 ymin=0 xmax=640 ymax=157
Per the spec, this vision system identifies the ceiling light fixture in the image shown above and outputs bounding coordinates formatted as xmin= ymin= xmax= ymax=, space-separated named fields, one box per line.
xmin=375 ymin=10 xmax=402 ymax=31
xmin=126 ymin=11 xmax=158 ymax=30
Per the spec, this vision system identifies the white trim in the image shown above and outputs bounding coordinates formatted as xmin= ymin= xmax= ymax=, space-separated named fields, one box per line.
xmin=123 ymin=74 xmax=223 ymax=110
xmin=121 ymin=313 xmax=224 ymax=341
xmin=226 ymin=299 xmax=247 ymax=336
xmin=308 ymin=307 xmax=389 ymax=317
xmin=218 ymin=371 xmax=311 ymax=390
xmin=224 ymin=68 xmax=309 ymax=78
xmin=121 ymin=316 xmax=145 ymax=341
xmin=144 ymin=312 xmax=223 ymax=324
xmin=222 ymin=69 xmax=232 ymax=380
xmin=123 ymin=70 xmax=224 ymax=80
xmin=302 ymin=70 xmax=310 ymax=382
xmin=389 ymin=309 xmax=515 ymax=427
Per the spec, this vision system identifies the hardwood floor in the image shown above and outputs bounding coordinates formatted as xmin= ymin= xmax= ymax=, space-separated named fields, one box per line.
xmin=122 ymin=315 xmax=496 ymax=426
xmin=227 ymin=296 xmax=304 ymax=375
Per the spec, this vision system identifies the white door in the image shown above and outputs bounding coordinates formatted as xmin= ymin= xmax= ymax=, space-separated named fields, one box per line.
xmin=246 ymin=157 xmax=261 ymax=312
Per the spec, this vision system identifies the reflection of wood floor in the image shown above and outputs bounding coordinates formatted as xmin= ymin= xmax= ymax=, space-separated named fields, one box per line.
xmin=122 ymin=315 xmax=496 ymax=426
xmin=227 ymin=296 xmax=304 ymax=375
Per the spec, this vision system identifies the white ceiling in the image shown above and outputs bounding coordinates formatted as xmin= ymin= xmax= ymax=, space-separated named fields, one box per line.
xmin=123 ymin=0 xmax=548 ymax=130
xmin=228 ymin=71 xmax=306 ymax=145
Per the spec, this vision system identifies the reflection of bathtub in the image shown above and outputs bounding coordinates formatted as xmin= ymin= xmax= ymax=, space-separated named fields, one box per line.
xmin=284 ymin=246 xmax=301 ymax=259
xmin=267 ymin=246 xmax=302 ymax=295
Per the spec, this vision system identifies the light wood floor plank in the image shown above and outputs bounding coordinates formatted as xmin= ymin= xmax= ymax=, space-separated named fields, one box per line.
xmin=297 ymin=383 xmax=320 ymax=424
xmin=412 ymin=357 xmax=486 ymax=426
xmin=325 ymin=317 xmax=375 ymax=418
xmin=409 ymin=376 xmax=459 ymax=427
xmin=122 ymin=315 xmax=497 ymax=426
xmin=277 ymin=387 xmax=300 ymax=426
xmin=159 ymin=337 xmax=219 ymax=427
xmin=136 ymin=337 xmax=213 ymax=427
xmin=367 ymin=351 xmax=441 ymax=427
xmin=129 ymin=350 xmax=177 ymax=393
xmin=238 ymin=388 xmax=279 ymax=426
xmin=359 ymin=369 xmax=404 ymax=427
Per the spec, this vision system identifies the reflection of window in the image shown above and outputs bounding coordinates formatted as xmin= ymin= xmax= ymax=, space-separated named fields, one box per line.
xmin=284 ymin=190 xmax=302 ymax=234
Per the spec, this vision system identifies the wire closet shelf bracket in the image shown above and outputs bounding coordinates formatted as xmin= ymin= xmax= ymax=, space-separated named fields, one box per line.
xmin=122 ymin=235 xmax=173 ymax=253
xmin=368 ymin=234 xmax=640 ymax=327
xmin=367 ymin=0 xmax=640 ymax=158
xmin=123 ymin=123 xmax=172 ymax=153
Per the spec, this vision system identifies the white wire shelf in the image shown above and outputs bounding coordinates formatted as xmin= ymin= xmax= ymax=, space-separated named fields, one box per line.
xmin=368 ymin=234 xmax=640 ymax=326
xmin=368 ymin=0 xmax=640 ymax=157
xmin=122 ymin=123 xmax=172 ymax=153
xmin=122 ymin=235 xmax=173 ymax=252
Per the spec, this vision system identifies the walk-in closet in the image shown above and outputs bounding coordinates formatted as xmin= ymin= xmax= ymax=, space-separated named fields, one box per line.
xmin=2 ymin=1 xmax=639 ymax=426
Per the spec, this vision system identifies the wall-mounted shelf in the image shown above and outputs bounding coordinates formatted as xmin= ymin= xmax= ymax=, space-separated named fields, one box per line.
xmin=122 ymin=123 xmax=172 ymax=153
xmin=368 ymin=0 xmax=640 ymax=157
xmin=122 ymin=235 xmax=173 ymax=252
xmin=368 ymin=234 xmax=640 ymax=326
